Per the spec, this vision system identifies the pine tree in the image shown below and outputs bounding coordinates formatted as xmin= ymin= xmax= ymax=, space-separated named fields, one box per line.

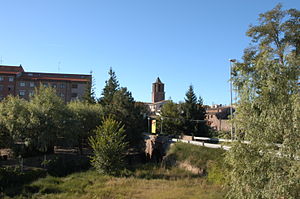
xmin=99 ymin=67 xmax=119 ymax=105
xmin=181 ymin=85 xmax=208 ymax=136
xmin=100 ymin=68 xmax=147 ymax=147
xmin=83 ymin=71 xmax=96 ymax=104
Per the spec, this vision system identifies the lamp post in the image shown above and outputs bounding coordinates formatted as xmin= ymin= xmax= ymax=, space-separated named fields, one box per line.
xmin=229 ymin=59 xmax=236 ymax=141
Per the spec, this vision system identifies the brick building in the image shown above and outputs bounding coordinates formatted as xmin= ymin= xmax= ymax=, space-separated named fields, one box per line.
xmin=0 ymin=65 xmax=91 ymax=102
xmin=206 ymin=104 xmax=234 ymax=132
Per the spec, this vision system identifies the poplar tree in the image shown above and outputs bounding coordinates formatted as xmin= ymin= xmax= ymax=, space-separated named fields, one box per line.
xmin=226 ymin=4 xmax=300 ymax=199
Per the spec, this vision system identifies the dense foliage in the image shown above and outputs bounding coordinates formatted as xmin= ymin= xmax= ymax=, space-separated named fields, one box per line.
xmin=226 ymin=4 xmax=300 ymax=199
xmin=0 ymin=86 xmax=103 ymax=156
xmin=89 ymin=117 xmax=128 ymax=175
xmin=158 ymin=85 xmax=209 ymax=136
xmin=99 ymin=68 xmax=148 ymax=146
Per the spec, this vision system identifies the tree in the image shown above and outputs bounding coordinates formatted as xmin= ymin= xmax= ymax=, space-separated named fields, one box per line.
xmin=26 ymin=86 xmax=66 ymax=154
xmin=181 ymin=85 xmax=208 ymax=136
xmin=67 ymin=101 xmax=103 ymax=154
xmin=99 ymin=67 xmax=119 ymax=105
xmin=159 ymin=101 xmax=183 ymax=135
xmin=100 ymin=68 xmax=147 ymax=147
xmin=89 ymin=117 xmax=128 ymax=175
xmin=0 ymin=96 xmax=29 ymax=152
xmin=226 ymin=5 xmax=300 ymax=199
xmin=82 ymin=71 xmax=96 ymax=104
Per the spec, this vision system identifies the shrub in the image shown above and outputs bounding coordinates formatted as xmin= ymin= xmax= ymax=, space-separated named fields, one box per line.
xmin=89 ymin=117 xmax=128 ymax=175
xmin=0 ymin=166 xmax=46 ymax=191
xmin=42 ymin=155 xmax=90 ymax=177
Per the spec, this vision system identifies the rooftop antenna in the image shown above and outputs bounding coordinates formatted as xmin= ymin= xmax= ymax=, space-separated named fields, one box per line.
xmin=0 ymin=57 xmax=3 ymax=64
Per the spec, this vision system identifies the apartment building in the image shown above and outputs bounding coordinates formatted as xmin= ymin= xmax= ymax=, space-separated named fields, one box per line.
xmin=0 ymin=65 xmax=91 ymax=102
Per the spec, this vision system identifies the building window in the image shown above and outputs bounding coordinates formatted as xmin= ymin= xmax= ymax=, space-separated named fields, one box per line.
xmin=20 ymin=82 xmax=25 ymax=87
xmin=8 ymin=77 xmax=14 ymax=82
xmin=60 ymin=93 xmax=65 ymax=97
xmin=52 ymin=84 xmax=57 ymax=88
xmin=71 ymin=93 xmax=77 ymax=98
xmin=29 ymin=82 xmax=35 ymax=87
xmin=72 ymin=84 xmax=78 ymax=89
xmin=19 ymin=91 xmax=25 ymax=96
xmin=60 ymin=84 xmax=65 ymax=89
xmin=0 ymin=85 xmax=3 ymax=91
xmin=0 ymin=76 xmax=3 ymax=81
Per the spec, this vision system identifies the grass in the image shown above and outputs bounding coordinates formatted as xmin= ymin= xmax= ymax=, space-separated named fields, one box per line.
xmin=3 ymin=166 xmax=226 ymax=199
xmin=167 ymin=142 xmax=225 ymax=168
xmin=165 ymin=142 xmax=228 ymax=184
xmin=2 ymin=143 xmax=228 ymax=199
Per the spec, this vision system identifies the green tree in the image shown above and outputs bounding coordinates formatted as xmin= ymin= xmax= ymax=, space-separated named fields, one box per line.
xmin=89 ymin=117 xmax=128 ymax=175
xmin=26 ymin=86 xmax=66 ymax=154
xmin=159 ymin=101 xmax=183 ymax=135
xmin=181 ymin=85 xmax=208 ymax=136
xmin=226 ymin=5 xmax=300 ymax=199
xmin=82 ymin=72 xmax=96 ymax=104
xmin=99 ymin=67 xmax=119 ymax=105
xmin=67 ymin=101 xmax=103 ymax=154
xmin=0 ymin=96 xmax=29 ymax=152
xmin=100 ymin=68 xmax=147 ymax=147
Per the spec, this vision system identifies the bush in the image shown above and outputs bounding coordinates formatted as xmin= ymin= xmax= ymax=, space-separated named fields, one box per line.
xmin=42 ymin=155 xmax=90 ymax=177
xmin=0 ymin=166 xmax=46 ymax=191
xmin=165 ymin=142 xmax=228 ymax=183
xmin=89 ymin=117 xmax=128 ymax=175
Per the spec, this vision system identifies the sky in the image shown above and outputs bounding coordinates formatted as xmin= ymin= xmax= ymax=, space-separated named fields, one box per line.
xmin=0 ymin=0 xmax=299 ymax=105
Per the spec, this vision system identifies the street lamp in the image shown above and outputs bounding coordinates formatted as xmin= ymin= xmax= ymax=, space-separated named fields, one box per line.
xmin=229 ymin=59 xmax=236 ymax=141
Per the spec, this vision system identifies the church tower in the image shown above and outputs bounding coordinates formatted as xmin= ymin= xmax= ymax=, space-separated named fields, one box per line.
xmin=152 ymin=77 xmax=165 ymax=103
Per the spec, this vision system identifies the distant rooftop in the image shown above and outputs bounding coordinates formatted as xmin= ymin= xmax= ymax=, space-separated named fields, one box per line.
xmin=0 ymin=65 xmax=91 ymax=82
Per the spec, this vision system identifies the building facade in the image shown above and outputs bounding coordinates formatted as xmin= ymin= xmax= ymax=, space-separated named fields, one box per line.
xmin=206 ymin=104 xmax=234 ymax=132
xmin=0 ymin=65 xmax=91 ymax=102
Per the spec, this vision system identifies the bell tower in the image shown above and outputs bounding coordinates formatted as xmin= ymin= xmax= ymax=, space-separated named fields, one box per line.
xmin=152 ymin=77 xmax=165 ymax=103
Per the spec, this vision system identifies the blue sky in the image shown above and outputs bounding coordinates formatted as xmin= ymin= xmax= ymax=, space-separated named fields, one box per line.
xmin=0 ymin=0 xmax=299 ymax=105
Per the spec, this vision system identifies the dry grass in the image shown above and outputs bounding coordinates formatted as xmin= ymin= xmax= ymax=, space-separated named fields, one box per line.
xmin=5 ymin=167 xmax=226 ymax=199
